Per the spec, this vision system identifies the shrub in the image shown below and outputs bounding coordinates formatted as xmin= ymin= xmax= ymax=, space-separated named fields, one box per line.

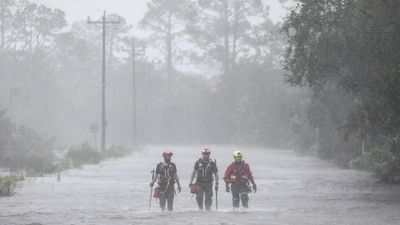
xmin=65 ymin=143 xmax=100 ymax=168
xmin=0 ymin=175 xmax=24 ymax=196
xmin=10 ymin=126 xmax=56 ymax=175
xmin=349 ymin=147 xmax=400 ymax=182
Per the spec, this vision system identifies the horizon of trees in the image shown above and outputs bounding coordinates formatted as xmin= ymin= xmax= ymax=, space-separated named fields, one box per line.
xmin=1 ymin=0 xmax=399 ymax=182
xmin=0 ymin=0 xmax=300 ymax=148
xmin=283 ymin=0 xmax=400 ymax=182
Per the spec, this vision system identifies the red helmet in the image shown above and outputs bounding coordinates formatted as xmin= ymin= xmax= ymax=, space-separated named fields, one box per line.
xmin=202 ymin=148 xmax=211 ymax=155
xmin=162 ymin=150 xmax=173 ymax=157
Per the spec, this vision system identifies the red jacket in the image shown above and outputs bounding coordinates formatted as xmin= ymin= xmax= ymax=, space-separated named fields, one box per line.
xmin=224 ymin=161 xmax=254 ymax=184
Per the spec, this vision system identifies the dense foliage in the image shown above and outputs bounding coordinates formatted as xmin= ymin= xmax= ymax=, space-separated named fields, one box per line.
xmin=0 ymin=111 xmax=55 ymax=175
xmin=283 ymin=0 xmax=400 ymax=181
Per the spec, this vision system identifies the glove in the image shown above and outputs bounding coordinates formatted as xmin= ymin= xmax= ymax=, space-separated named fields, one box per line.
xmin=252 ymin=184 xmax=257 ymax=193
xmin=177 ymin=186 xmax=182 ymax=193
xmin=225 ymin=184 xmax=230 ymax=193
xmin=215 ymin=183 xmax=219 ymax=192
xmin=149 ymin=182 xmax=154 ymax=188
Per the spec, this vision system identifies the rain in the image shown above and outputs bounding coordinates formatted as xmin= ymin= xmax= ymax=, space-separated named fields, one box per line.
xmin=1 ymin=0 xmax=400 ymax=224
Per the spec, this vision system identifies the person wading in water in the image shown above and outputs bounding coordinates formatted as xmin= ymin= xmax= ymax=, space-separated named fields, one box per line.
xmin=189 ymin=148 xmax=219 ymax=211
xmin=224 ymin=150 xmax=257 ymax=209
xmin=150 ymin=150 xmax=182 ymax=211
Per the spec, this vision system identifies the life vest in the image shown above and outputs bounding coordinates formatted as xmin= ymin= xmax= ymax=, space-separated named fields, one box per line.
xmin=156 ymin=162 xmax=176 ymax=186
xmin=230 ymin=162 xmax=249 ymax=184
xmin=195 ymin=159 xmax=216 ymax=183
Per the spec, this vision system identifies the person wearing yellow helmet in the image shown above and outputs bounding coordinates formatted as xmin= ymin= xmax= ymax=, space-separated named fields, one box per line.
xmin=224 ymin=150 xmax=257 ymax=209
xmin=233 ymin=150 xmax=242 ymax=158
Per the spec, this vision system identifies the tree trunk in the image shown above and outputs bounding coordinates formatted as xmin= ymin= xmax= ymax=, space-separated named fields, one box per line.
xmin=166 ymin=12 xmax=173 ymax=91
xmin=223 ymin=0 xmax=230 ymax=77
xmin=231 ymin=0 xmax=239 ymax=73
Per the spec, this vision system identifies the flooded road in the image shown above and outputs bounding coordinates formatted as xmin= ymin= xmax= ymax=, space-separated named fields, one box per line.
xmin=1 ymin=145 xmax=400 ymax=225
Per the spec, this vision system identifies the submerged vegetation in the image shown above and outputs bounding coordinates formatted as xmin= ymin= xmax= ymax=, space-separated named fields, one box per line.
xmin=63 ymin=144 xmax=134 ymax=169
xmin=0 ymin=111 xmax=135 ymax=196
xmin=0 ymin=175 xmax=24 ymax=196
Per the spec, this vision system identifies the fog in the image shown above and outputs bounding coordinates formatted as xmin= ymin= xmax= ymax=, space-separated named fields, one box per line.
xmin=0 ymin=0 xmax=298 ymax=148
xmin=1 ymin=0 xmax=400 ymax=224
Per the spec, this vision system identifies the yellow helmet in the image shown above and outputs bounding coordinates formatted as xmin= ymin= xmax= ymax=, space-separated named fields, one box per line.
xmin=233 ymin=151 xmax=242 ymax=157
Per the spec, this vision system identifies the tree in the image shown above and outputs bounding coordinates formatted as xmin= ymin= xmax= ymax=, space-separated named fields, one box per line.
xmin=0 ymin=0 xmax=67 ymax=139
xmin=139 ymin=0 xmax=196 ymax=88
xmin=282 ymin=0 xmax=400 ymax=171
xmin=0 ymin=110 xmax=15 ymax=164
xmin=11 ymin=0 xmax=66 ymax=63
xmin=191 ymin=0 xmax=266 ymax=77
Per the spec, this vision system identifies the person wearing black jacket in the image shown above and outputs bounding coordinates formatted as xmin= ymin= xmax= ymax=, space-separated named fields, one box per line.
xmin=189 ymin=148 xmax=219 ymax=211
xmin=150 ymin=150 xmax=182 ymax=211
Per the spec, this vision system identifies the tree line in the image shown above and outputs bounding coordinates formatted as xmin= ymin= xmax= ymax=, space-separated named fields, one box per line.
xmin=283 ymin=0 xmax=400 ymax=182
xmin=0 ymin=0 xmax=300 ymax=177
xmin=1 ymin=0 xmax=399 ymax=183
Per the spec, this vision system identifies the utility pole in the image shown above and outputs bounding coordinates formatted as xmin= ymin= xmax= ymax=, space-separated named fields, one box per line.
xmin=316 ymin=126 xmax=319 ymax=155
xmin=88 ymin=11 xmax=119 ymax=151
xmin=126 ymin=39 xmax=137 ymax=147
xmin=123 ymin=38 xmax=145 ymax=147
xmin=131 ymin=40 xmax=136 ymax=147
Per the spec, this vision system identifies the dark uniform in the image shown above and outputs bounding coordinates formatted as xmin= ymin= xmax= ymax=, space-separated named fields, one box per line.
xmin=193 ymin=159 xmax=218 ymax=210
xmin=155 ymin=162 xmax=178 ymax=211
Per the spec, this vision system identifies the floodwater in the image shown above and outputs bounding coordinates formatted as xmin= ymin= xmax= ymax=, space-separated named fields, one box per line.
xmin=1 ymin=146 xmax=400 ymax=225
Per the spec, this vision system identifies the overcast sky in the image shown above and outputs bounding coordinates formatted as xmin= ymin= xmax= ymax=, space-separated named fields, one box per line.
xmin=32 ymin=0 xmax=292 ymax=29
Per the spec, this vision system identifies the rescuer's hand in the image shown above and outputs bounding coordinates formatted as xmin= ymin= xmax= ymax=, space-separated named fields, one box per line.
xmin=252 ymin=184 xmax=257 ymax=193
xmin=225 ymin=184 xmax=230 ymax=193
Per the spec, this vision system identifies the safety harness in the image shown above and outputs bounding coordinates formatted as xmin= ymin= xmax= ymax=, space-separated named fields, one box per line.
xmin=157 ymin=162 xmax=175 ymax=194
xmin=230 ymin=161 xmax=249 ymax=184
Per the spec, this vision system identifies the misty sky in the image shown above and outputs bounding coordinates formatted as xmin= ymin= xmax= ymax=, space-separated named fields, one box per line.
xmin=32 ymin=0 xmax=290 ymax=27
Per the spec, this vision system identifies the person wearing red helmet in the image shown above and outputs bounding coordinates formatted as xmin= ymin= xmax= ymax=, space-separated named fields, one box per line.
xmin=150 ymin=150 xmax=182 ymax=211
xmin=189 ymin=148 xmax=219 ymax=211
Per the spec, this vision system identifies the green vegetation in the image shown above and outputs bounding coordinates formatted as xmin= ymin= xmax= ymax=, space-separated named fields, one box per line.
xmin=64 ymin=143 xmax=101 ymax=168
xmin=350 ymin=147 xmax=400 ymax=183
xmin=63 ymin=143 xmax=134 ymax=169
xmin=0 ymin=111 xmax=56 ymax=176
xmin=0 ymin=110 xmax=135 ymax=196
xmin=0 ymin=175 xmax=24 ymax=196
xmin=283 ymin=0 xmax=400 ymax=182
